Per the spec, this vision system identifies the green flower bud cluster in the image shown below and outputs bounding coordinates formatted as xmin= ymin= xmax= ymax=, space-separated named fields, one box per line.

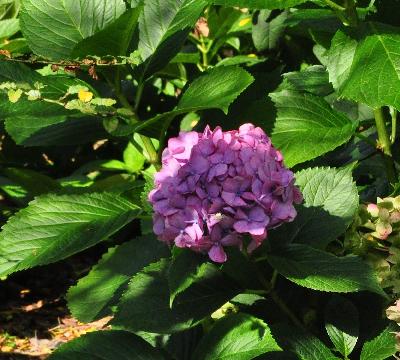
xmin=345 ymin=196 xmax=400 ymax=295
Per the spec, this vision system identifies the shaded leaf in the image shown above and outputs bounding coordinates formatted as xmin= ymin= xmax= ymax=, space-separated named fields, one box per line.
xmin=267 ymin=243 xmax=386 ymax=296
xmin=112 ymin=259 xmax=239 ymax=333
xmin=0 ymin=192 xmax=140 ymax=276
xmin=67 ymin=235 xmax=169 ymax=323
xmin=49 ymin=330 xmax=164 ymax=360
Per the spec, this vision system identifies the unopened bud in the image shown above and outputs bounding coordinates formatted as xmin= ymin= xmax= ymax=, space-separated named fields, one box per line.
xmin=367 ymin=203 xmax=379 ymax=217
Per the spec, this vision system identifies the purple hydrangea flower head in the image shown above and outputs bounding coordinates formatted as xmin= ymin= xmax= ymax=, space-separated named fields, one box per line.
xmin=149 ymin=124 xmax=302 ymax=263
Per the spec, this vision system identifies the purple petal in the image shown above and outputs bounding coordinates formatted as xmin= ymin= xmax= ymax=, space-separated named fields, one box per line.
xmin=208 ymin=244 xmax=227 ymax=263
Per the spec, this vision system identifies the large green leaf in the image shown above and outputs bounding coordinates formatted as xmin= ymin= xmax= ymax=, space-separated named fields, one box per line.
xmin=252 ymin=10 xmax=288 ymax=51
xmin=112 ymin=259 xmax=239 ymax=333
xmin=137 ymin=0 xmax=208 ymax=79
xmin=296 ymin=166 xmax=359 ymax=220
xmin=192 ymin=313 xmax=281 ymax=360
xmin=341 ymin=23 xmax=400 ymax=110
xmin=270 ymin=166 xmax=359 ymax=249
xmin=325 ymin=30 xmax=357 ymax=91
xmin=0 ymin=18 xmax=19 ymax=39
xmin=67 ymin=235 xmax=169 ymax=323
xmin=0 ymin=192 xmax=140 ymax=277
xmin=48 ymin=330 xmax=164 ymax=360
xmin=267 ymin=243 xmax=385 ymax=296
xmin=324 ymin=296 xmax=359 ymax=358
xmin=134 ymin=66 xmax=254 ymax=133
xmin=20 ymin=0 xmax=126 ymax=60
xmin=270 ymin=90 xmax=357 ymax=167
xmin=212 ymin=0 xmax=310 ymax=9
xmin=4 ymin=115 xmax=109 ymax=147
xmin=272 ymin=324 xmax=340 ymax=360
xmin=360 ymin=325 xmax=398 ymax=360
xmin=168 ymin=250 xmax=209 ymax=307
xmin=72 ymin=6 xmax=142 ymax=58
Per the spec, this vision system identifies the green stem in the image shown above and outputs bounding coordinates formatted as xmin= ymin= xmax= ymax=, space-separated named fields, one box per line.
xmin=256 ymin=267 xmax=305 ymax=330
xmin=111 ymin=70 xmax=160 ymax=169
xmin=324 ymin=0 xmax=346 ymax=11
xmin=391 ymin=108 xmax=397 ymax=144
xmin=374 ymin=107 xmax=393 ymax=156
xmin=374 ymin=107 xmax=396 ymax=183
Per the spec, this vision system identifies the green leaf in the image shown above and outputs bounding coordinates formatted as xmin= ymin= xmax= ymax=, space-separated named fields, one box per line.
xmin=112 ymin=259 xmax=239 ymax=333
xmin=325 ymin=30 xmax=357 ymax=91
xmin=123 ymin=140 xmax=146 ymax=173
xmin=272 ymin=324 xmax=340 ymax=360
xmin=341 ymin=23 xmax=400 ymax=110
xmin=48 ymin=330 xmax=164 ymax=360
xmin=20 ymin=0 xmax=126 ymax=60
xmin=5 ymin=115 xmax=108 ymax=147
xmin=0 ymin=18 xmax=19 ymax=40
xmin=137 ymin=0 xmax=208 ymax=79
xmin=360 ymin=325 xmax=398 ymax=360
xmin=269 ymin=166 xmax=358 ymax=249
xmin=280 ymin=65 xmax=333 ymax=96
xmin=325 ymin=296 xmax=359 ymax=358
xmin=296 ymin=166 xmax=359 ymax=221
xmin=168 ymin=250 xmax=209 ymax=307
xmin=67 ymin=235 xmax=169 ymax=323
xmin=252 ymin=10 xmax=287 ymax=51
xmin=72 ymin=7 xmax=142 ymax=58
xmin=270 ymin=89 xmax=357 ymax=167
xmin=0 ymin=192 xmax=140 ymax=277
xmin=3 ymin=168 xmax=61 ymax=196
xmin=267 ymin=243 xmax=386 ymax=296
xmin=134 ymin=66 xmax=254 ymax=133
xmin=192 ymin=313 xmax=281 ymax=360
xmin=212 ymin=0 xmax=310 ymax=9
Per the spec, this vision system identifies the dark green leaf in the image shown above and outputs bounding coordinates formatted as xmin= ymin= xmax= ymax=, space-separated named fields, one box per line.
xmin=325 ymin=296 xmax=359 ymax=357
xmin=67 ymin=235 xmax=169 ymax=323
xmin=112 ymin=259 xmax=239 ymax=333
xmin=48 ymin=330 xmax=164 ymax=360
xmin=134 ymin=66 xmax=254 ymax=133
xmin=0 ymin=192 xmax=140 ymax=276
xmin=270 ymin=90 xmax=357 ymax=167
xmin=20 ymin=0 xmax=126 ymax=60
xmin=192 ymin=313 xmax=281 ymax=360
xmin=281 ymin=65 xmax=333 ymax=96
xmin=341 ymin=23 xmax=400 ymax=110
xmin=252 ymin=10 xmax=287 ymax=51
xmin=168 ymin=250 xmax=209 ymax=307
xmin=212 ymin=0 xmax=310 ymax=9
xmin=5 ymin=116 xmax=108 ymax=147
xmin=137 ymin=0 xmax=208 ymax=79
xmin=267 ymin=243 xmax=386 ymax=296
xmin=360 ymin=325 xmax=398 ymax=360
xmin=72 ymin=7 xmax=142 ymax=58
xmin=3 ymin=168 xmax=61 ymax=196
xmin=272 ymin=324 xmax=340 ymax=360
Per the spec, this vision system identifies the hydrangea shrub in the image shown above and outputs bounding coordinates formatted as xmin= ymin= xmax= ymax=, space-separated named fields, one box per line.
xmin=0 ymin=0 xmax=399 ymax=359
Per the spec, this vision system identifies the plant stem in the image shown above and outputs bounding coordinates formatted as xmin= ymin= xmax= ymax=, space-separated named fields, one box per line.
xmin=391 ymin=108 xmax=397 ymax=144
xmin=270 ymin=290 xmax=307 ymax=331
xmin=324 ymin=0 xmax=346 ymax=11
xmin=111 ymin=70 xmax=160 ymax=169
xmin=255 ymin=266 xmax=306 ymax=330
xmin=374 ymin=107 xmax=393 ymax=156
xmin=374 ymin=107 xmax=396 ymax=183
